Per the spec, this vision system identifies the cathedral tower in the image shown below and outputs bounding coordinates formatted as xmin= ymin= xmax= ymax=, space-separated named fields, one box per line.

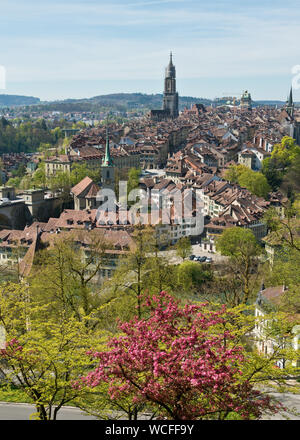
xmin=163 ymin=52 xmax=179 ymax=118
xmin=285 ymin=86 xmax=294 ymax=118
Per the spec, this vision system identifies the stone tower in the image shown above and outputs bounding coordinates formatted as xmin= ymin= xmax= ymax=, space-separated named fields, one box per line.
xmin=101 ymin=128 xmax=115 ymax=191
xmin=240 ymin=90 xmax=252 ymax=111
xmin=163 ymin=52 xmax=179 ymax=118
xmin=285 ymin=86 xmax=294 ymax=118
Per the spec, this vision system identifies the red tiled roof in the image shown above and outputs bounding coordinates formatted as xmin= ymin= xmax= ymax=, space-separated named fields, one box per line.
xmin=71 ymin=177 xmax=93 ymax=197
xmin=85 ymin=183 xmax=100 ymax=199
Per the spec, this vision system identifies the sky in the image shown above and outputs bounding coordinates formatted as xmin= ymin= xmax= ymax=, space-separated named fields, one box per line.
xmin=0 ymin=0 xmax=300 ymax=101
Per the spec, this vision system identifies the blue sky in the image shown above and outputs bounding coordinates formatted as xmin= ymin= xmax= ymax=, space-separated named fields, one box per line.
xmin=1 ymin=0 xmax=300 ymax=101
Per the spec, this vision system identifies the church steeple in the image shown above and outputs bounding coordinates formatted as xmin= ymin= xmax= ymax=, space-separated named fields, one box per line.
xmin=102 ymin=127 xmax=113 ymax=167
xmin=101 ymin=126 xmax=115 ymax=190
xmin=163 ymin=51 xmax=178 ymax=118
xmin=165 ymin=51 xmax=176 ymax=79
xmin=286 ymin=86 xmax=294 ymax=118
xmin=288 ymin=86 xmax=293 ymax=106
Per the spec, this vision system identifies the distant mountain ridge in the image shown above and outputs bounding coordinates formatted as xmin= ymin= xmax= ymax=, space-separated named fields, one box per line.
xmin=38 ymin=93 xmax=212 ymax=112
xmin=0 ymin=94 xmax=40 ymax=107
xmin=36 ymin=93 xmax=296 ymax=113
xmin=0 ymin=92 xmax=297 ymax=111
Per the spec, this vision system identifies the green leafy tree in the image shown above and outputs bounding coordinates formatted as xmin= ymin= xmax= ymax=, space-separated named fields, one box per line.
xmin=261 ymin=157 xmax=283 ymax=191
xmin=271 ymin=136 xmax=300 ymax=168
xmin=29 ymin=231 xmax=111 ymax=323
xmin=216 ymin=227 xmax=262 ymax=303
xmin=176 ymin=261 xmax=212 ymax=294
xmin=0 ymin=283 xmax=105 ymax=420
xmin=238 ymin=169 xmax=271 ymax=198
xmin=225 ymin=164 xmax=270 ymax=198
xmin=48 ymin=170 xmax=71 ymax=201
xmin=106 ymin=226 xmax=162 ymax=320
xmin=281 ymin=154 xmax=300 ymax=198
xmin=263 ymin=206 xmax=300 ymax=314
xmin=70 ymin=163 xmax=100 ymax=186
xmin=224 ymin=164 xmax=248 ymax=183
xmin=12 ymin=163 xmax=27 ymax=178
xmin=32 ymin=163 xmax=47 ymax=188
xmin=127 ymin=168 xmax=141 ymax=191
xmin=6 ymin=176 xmax=21 ymax=188
xmin=175 ymin=236 xmax=192 ymax=261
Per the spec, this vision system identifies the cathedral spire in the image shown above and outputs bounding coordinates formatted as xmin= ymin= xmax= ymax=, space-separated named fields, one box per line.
xmin=165 ymin=51 xmax=175 ymax=78
xmin=286 ymin=85 xmax=294 ymax=118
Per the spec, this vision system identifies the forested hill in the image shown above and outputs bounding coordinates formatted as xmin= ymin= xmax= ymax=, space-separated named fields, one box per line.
xmin=0 ymin=117 xmax=62 ymax=154
xmin=87 ymin=93 xmax=212 ymax=110
xmin=23 ymin=93 xmax=293 ymax=113
xmin=0 ymin=94 xmax=40 ymax=107
xmin=34 ymin=93 xmax=212 ymax=112
xmin=0 ymin=93 xmax=294 ymax=112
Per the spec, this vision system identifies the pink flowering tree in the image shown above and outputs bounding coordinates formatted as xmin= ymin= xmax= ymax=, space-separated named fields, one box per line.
xmin=77 ymin=292 xmax=281 ymax=420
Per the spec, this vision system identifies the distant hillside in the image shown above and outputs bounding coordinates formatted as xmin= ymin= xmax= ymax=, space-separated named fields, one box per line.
xmin=4 ymin=92 xmax=299 ymax=112
xmin=0 ymin=94 xmax=40 ymax=107
xmin=36 ymin=93 xmax=212 ymax=113
xmin=254 ymin=100 xmax=286 ymax=107
xmin=88 ymin=93 xmax=212 ymax=110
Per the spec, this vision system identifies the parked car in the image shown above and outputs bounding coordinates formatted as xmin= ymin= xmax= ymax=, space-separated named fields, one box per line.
xmin=189 ymin=255 xmax=196 ymax=261
xmin=205 ymin=257 xmax=213 ymax=263
xmin=195 ymin=256 xmax=206 ymax=262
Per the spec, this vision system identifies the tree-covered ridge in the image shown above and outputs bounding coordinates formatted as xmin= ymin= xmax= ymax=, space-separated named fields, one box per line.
xmin=26 ymin=93 xmax=212 ymax=113
xmin=0 ymin=95 xmax=40 ymax=108
xmin=0 ymin=117 xmax=64 ymax=154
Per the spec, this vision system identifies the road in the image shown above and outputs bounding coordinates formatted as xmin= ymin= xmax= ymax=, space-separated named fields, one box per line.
xmin=261 ymin=392 xmax=300 ymax=420
xmin=0 ymin=402 xmax=97 ymax=420
xmin=1 ymin=391 xmax=299 ymax=420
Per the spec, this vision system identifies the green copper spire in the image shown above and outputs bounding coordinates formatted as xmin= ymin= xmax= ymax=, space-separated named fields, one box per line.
xmin=102 ymin=127 xmax=113 ymax=167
